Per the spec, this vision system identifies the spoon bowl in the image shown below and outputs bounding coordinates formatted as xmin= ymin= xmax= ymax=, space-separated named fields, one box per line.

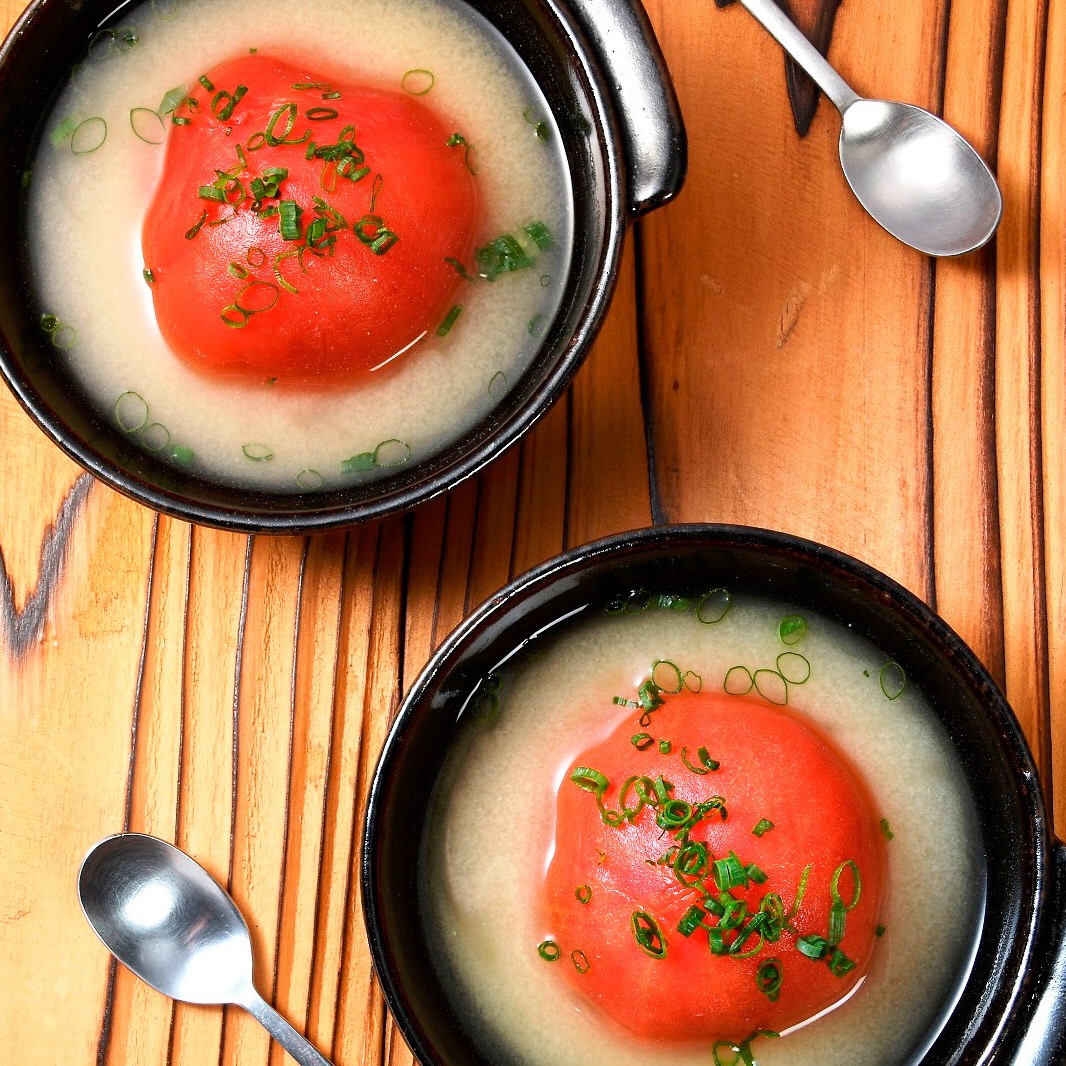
xmin=78 ymin=833 xmax=332 ymax=1066
xmin=839 ymin=100 xmax=1003 ymax=257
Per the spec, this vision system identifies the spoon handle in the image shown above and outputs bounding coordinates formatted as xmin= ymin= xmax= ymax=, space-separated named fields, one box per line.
xmin=242 ymin=991 xmax=335 ymax=1066
xmin=736 ymin=0 xmax=860 ymax=114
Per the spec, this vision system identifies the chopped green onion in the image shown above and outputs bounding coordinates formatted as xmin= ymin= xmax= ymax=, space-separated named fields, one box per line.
xmin=658 ymin=739 xmax=671 ymax=754
xmin=672 ymin=842 xmax=708 ymax=886
xmin=677 ymin=905 xmax=707 ymax=936
xmin=293 ymin=81 xmax=331 ymax=91
xmin=49 ymin=323 xmax=77 ymax=350
xmin=198 ymin=184 xmax=227 ymax=202
xmin=279 ymin=200 xmax=302 ymax=241
xmin=139 ymin=423 xmax=171 ymax=452
xmin=752 ymin=819 xmax=774 ymax=837
xmin=524 ymin=220 xmax=554 ymax=251
xmin=437 ymin=305 xmax=462 ymax=337
xmin=401 ymin=69 xmax=435 ymax=95
xmin=746 ymin=864 xmax=768 ymax=885
xmin=322 ymin=91 xmax=342 ymax=100
xmin=340 ymin=452 xmax=376 ymax=474
xmin=537 ymin=940 xmax=561 ymax=961
xmin=713 ymin=852 xmax=748 ymax=891
xmin=242 ymin=443 xmax=274 ymax=462
xmin=444 ymin=256 xmax=474 ymax=280
xmin=247 ymin=246 xmax=267 ymax=268
xmin=130 ymin=107 xmax=165 ymax=144
xmin=796 ymin=934 xmax=828 ymax=959
xmin=354 ymin=214 xmax=398 ymax=255
xmin=828 ymin=900 xmax=846 ymax=946
xmin=540 ymin=273 xmax=552 ymax=287
xmin=570 ymin=949 xmax=590 ymax=973
xmin=630 ymin=733 xmax=654 ymax=750
xmin=198 ymin=74 xmax=215 ymax=92
xmin=696 ymin=587 xmax=732 ymax=623
xmin=265 ymin=102 xmax=308 ymax=146
xmin=50 ymin=115 xmax=79 ymax=147
xmin=683 ymin=670 xmax=703 ymax=692
xmin=713 ymin=1043 xmax=741 ymax=1066
xmin=295 ymin=469 xmax=323 ymax=491
xmin=306 ymin=106 xmax=339 ymax=121
xmin=374 ymin=439 xmax=411 ymax=467
xmin=779 ymin=614 xmax=808 ymax=644
xmin=614 ymin=697 xmax=639 ymax=708
xmin=630 ymin=911 xmax=667 ymax=958
xmin=71 ymin=117 xmax=107 ymax=154
xmin=637 ymin=679 xmax=664 ymax=712
xmin=158 ymin=85 xmax=187 ymax=115
xmin=756 ymin=958 xmax=783 ymax=1002
xmin=220 ymin=305 xmax=250 ymax=329
xmin=143 ymin=268 xmax=155 ymax=284
xmin=880 ymin=818 xmax=894 ymax=841
xmin=651 ymin=660 xmax=684 ymax=694
xmin=575 ymin=884 xmax=592 ymax=904
xmin=787 ymin=864 xmax=812 ymax=922
xmin=475 ymin=234 xmax=534 ymax=280
xmin=170 ymin=444 xmax=194 ymax=464
xmin=527 ymin=314 xmax=544 ymax=336
xmin=724 ymin=665 xmax=753 ymax=695
xmin=39 ymin=314 xmax=58 ymax=333
xmin=570 ymin=766 xmax=608 ymax=795
xmin=831 ymin=859 xmax=861 ymax=911
xmin=115 ymin=391 xmax=149 ymax=433
xmin=488 ymin=371 xmax=508 ymax=401
xmin=776 ymin=651 xmax=811 ymax=685
xmin=522 ymin=106 xmax=550 ymax=140
xmin=185 ymin=211 xmax=208 ymax=240
xmin=876 ymin=924 xmax=886 ymax=937
xmin=680 ymin=745 xmax=720 ymax=775
xmin=879 ymin=661 xmax=907 ymax=699
xmin=212 ymin=85 xmax=248 ymax=122
xmin=827 ymin=948 xmax=856 ymax=977
xmin=753 ymin=669 xmax=788 ymax=706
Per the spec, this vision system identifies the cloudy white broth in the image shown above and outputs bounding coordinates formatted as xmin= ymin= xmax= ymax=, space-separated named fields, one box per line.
xmin=27 ymin=0 xmax=572 ymax=490
xmin=422 ymin=593 xmax=984 ymax=1066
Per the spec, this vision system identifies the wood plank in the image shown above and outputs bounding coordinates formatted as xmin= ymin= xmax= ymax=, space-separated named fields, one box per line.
xmin=930 ymin=0 xmax=1007 ymax=678
xmin=640 ymin=0 xmax=939 ymax=596
xmin=994 ymin=0 xmax=1052 ymax=771
xmin=1041 ymin=0 xmax=1066 ymax=834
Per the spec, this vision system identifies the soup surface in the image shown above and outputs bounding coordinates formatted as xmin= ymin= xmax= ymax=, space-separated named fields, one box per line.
xmin=27 ymin=0 xmax=571 ymax=490
xmin=422 ymin=592 xmax=983 ymax=1065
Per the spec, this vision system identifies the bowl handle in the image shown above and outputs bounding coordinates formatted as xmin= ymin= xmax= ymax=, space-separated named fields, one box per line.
xmin=566 ymin=0 xmax=687 ymax=215
xmin=1007 ymin=837 xmax=1066 ymax=1063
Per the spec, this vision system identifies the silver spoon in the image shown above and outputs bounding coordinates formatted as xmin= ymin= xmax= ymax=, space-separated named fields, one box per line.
xmin=78 ymin=833 xmax=333 ymax=1066
xmin=736 ymin=0 xmax=1003 ymax=256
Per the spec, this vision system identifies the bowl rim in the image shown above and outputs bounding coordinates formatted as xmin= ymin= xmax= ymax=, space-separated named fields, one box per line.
xmin=0 ymin=0 xmax=630 ymax=533
xmin=362 ymin=522 xmax=1052 ymax=1065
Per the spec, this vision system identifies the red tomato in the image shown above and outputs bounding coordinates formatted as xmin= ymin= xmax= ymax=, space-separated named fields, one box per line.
xmin=143 ymin=55 xmax=481 ymax=387
xmin=543 ymin=690 xmax=885 ymax=1047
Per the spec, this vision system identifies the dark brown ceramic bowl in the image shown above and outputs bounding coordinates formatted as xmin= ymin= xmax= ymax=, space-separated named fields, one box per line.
xmin=363 ymin=525 xmax=1066 ymax=1065
xmin=0 ymin=0 xmax=684 ymax=533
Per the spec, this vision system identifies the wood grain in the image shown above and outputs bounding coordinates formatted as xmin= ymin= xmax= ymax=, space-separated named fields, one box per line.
xmin=0 ymin=0 xmax=1063 ymax=1063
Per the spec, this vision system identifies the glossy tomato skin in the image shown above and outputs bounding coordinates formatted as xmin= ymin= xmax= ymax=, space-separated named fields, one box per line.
xmin=544 ymin=691 xmax=886 ymax=1046
xmin=144 ymin=55 xmax=481 ymax=387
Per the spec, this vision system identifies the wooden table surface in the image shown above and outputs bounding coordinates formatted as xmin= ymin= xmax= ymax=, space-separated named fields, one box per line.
xmin=1 ymin=0 xmax=1062 ymax=1061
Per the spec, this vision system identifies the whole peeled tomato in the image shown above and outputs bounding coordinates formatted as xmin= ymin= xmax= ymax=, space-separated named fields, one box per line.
xmin=143 ymin=54 xmax=481 ymax=387
xmin=543 ymin=689 xmax=886 ymax=1051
